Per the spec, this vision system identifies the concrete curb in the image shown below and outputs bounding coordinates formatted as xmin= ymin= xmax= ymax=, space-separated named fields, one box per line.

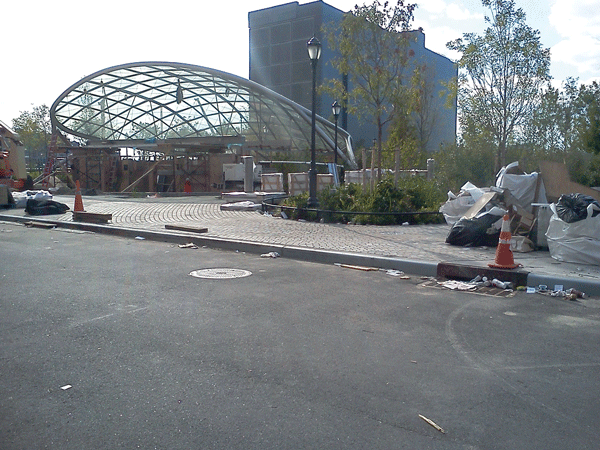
xmin=2 ymin=213 xmax=599 ymax=296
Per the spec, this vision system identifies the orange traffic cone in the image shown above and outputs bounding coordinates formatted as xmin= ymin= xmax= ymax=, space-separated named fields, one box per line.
xmin=74 ymin=180 xmax=84 ymax=212
xmin=489 ymin=214 xmax=520 ymax=269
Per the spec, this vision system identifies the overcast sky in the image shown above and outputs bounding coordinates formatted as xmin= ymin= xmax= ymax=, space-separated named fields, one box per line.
xmin=2 ymin=0 xmax=599 ymax=124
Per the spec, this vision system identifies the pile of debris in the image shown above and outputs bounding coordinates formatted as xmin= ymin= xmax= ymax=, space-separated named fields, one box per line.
xmin=440 ymin=161 xmax=600 ymax=265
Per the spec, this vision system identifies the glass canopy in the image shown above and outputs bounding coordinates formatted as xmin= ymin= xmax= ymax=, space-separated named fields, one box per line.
xmin=51 ymin=62 xmax=356 ymax=167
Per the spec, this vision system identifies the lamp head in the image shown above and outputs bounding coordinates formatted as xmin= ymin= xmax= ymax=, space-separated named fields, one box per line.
xmin=331 ymin=100 xmax=341 ymax=118
xmin=307 ymin=36 xmax=322 ymax=61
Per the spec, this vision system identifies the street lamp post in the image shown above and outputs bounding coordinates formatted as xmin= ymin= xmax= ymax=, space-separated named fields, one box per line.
xmin=307 ymin=36 xmax=321 ymax=208
xmin=331 ymin=100 xmax=341 ymax=183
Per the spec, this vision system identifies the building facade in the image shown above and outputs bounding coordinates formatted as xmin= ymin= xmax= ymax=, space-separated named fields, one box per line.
xmin=248 ymin=0 xmax=457 ymax=154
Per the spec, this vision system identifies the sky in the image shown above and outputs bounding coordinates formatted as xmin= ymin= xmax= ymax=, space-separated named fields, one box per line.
xmin=2 ymin=0 xmax=599 ymax=125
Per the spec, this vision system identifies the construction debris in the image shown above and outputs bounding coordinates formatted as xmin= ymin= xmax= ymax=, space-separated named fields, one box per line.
xmin=442 ymin=161 xmax=545 ymax=248
xmin=424 ymin=275 xmax=517 ymax=297
xmin=418 ymin=414 xmax=445 ymax=434
xmin=260 ymin=251 xmax=280 ymax=258
xmin=165 ymin=224 xmax=208 ymax=234
xmin=25 ymin=198 xmax=69 ymax=216
xmin=334 ymin=263 xmax=379 ymax=271
xmin=469 ymin=275 xmax=514 ymax=290
xmin=528 ymin=285 xmax=587 ymax=300
xmin=220 ymin=201 xmax=262 ymax=211
xmin=437 ymin=280 xmax=478 ymax=291
xmin=178 ymin=243 xmax=199 ymax=249
xmin=24 ymin=221 xmax=55 ymax=230
xmin=73 ymin=211 xmax=112 ymax=224
xmin=384 ymin=269 xmax=406 ymax=277
xmin=546 ymin=195 xmax=600 ymax=265
xmin=11 ymin=190 xmax=53 ymax=208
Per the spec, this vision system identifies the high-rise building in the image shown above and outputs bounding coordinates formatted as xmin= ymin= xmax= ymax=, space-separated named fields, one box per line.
xmin=248 ymin=0 xmax=457 ymax=153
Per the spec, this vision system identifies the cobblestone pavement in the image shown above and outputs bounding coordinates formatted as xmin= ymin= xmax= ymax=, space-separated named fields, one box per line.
xmin=4 ymin=194 xmax=600 ymax=285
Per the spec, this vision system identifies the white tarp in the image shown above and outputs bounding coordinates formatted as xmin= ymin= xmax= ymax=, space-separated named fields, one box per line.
xmin=439 ymin=182 xmax=484 ymax=225
xmin=220 ymin=201 xmax=262 ymax=211
xmin=496 ymin=161 xmax=547 ymax=211
xmin=546 ymin=202 xmax=600 ymax=265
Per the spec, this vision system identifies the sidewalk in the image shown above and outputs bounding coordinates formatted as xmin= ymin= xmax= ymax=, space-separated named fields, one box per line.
xmin=2 ymin=193 xmax=600 ymax=296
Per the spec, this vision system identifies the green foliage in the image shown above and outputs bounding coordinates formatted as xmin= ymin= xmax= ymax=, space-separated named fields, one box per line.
xmin=570 ymin=152 xmax=600 ymax=187
xmin=11 ymin=105 xmax=51 ymax=159
xmin=578 ymin=82 xmax=600 ymax=156
xmin=282 ymin=175 xmax=445 ymax=225
xmin=524 ymin=78 xmax=580 ymax=161
xmin=435 ymin=140 xmax=495 ymax=192
xmin=447 ymin=0 xmax=551 ymax=171
xmin=323 ymin=0 xmax=417 ymax=179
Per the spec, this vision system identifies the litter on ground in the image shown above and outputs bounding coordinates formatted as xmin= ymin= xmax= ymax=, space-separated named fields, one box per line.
xmin=260 ymin=251 xmax=280 ymax=258
xmin=179 ymin=243 xmax=199 ymax=249
xmin=334 ymin=263 xmax=379 ymax=271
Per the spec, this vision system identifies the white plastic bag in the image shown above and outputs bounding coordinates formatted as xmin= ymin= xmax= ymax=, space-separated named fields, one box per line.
xmin=546 ymin=202 xmax=600 ymax=264
xmin=11 ymin=190 xmax=53 ymax=208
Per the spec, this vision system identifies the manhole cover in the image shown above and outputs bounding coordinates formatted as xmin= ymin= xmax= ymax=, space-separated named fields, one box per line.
xmin=189 ymin=268 xmax=252 ymax=279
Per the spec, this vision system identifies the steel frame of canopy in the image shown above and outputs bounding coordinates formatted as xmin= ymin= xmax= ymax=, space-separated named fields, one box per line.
xmin=50 ymin=62 xmax=356 ymax=168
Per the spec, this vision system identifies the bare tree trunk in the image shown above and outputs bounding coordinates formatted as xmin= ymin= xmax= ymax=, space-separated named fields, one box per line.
xmin=362 ymin=147 xmax=367 ymax=191
xmin=370 ymin=145 xmax=375 ymax=191
xmin=394 ymin=147 xmax=400 ymax=187
xmin=497 ymin=138 xmax=507 ymax=173
xmin=376 ymin=115 xmax=383 ymax=183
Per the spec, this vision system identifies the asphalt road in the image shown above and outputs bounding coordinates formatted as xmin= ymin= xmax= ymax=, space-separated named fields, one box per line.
xmin=1 ymin=222 xmax=599 ymax=449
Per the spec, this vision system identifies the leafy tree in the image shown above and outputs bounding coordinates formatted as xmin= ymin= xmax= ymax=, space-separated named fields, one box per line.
xmin=447 ymin=0 xmax=550 ymax=172
xmin=324 ymin=0 xmax=417 ymax=182
xmin=11 ymin=104 xmax=52 ymax=170
xmin=525 ymin=78 xmax=582 ymax=162
xmin=409 ymin=63 xmax=440 ymax=153
xmin=436 ymin=138 xmax=495 ymax=192
xmin=578 ymin=81 xmax=600 ymax=155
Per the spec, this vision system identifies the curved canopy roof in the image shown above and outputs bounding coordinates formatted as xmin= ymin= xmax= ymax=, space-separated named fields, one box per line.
xmin=51 ymin=62 xmax=356 ymax=167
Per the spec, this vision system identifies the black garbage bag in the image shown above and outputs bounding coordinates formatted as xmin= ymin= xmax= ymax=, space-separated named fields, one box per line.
xmin=25 ymin=198 xmax=70 ymax=215
xmin=446 ymin=213 xmax=501 ymax=247
xmin=1 ymin=189 xmax=16 ymax=209
xmin=555 ymin=194 xmax=600 ymax=223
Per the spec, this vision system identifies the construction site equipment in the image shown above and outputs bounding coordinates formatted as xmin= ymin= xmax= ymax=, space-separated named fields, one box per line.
xmin=0 ymin=120 xmax=28 ymax=189
xmin=41 ymin=134 xmax=58 ymax=189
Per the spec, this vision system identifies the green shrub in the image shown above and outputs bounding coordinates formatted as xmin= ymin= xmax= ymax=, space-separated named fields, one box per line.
xmin=281 ymin=174 xmax=445 ymax=225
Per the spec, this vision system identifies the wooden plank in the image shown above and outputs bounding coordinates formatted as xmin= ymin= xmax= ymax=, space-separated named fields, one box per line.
xmin=463 ymin=191 xmax=497 ymax=219
xmin=164 ymin=224 xmax=208 ymax=234
xmin=24 ymin=221 xmax=56 ymax=229
xmin=73 ymin=211 xmax=112 ymax=223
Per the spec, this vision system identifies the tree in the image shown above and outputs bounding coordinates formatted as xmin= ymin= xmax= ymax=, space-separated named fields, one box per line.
xmin=578 ymin=82 xmax=600 ymax=155
xmin=408 ymin=63 xmax=440 ymax=154
xmin=12 ymin=105 xmax=52 ymax=170
xmin=324 ymin=0 xmax=417 ymax=182
xmin=525 ymin=78 xmax=580 ymax=162
xmin=447 ymin=0 xmax=550 ymax=172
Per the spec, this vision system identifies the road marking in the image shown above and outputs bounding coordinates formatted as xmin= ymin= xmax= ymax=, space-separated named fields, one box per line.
xmin=71 ymin=306 xmax=148 ymax=328
xmin=499 ymin=362 xmax=600 ymax=371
